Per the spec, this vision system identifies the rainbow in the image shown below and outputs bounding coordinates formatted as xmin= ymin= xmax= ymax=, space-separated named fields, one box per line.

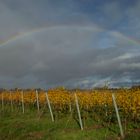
xmin=0 ymin=25 xmax=140 ymax=48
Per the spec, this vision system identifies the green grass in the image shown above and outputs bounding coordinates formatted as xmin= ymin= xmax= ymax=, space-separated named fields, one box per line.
xmin=0 ymin=105 xmax=140 ymax=140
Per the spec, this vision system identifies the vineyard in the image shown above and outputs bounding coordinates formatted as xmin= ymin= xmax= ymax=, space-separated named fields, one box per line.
xmin=0 ymin=87 xmax=140 ymax=140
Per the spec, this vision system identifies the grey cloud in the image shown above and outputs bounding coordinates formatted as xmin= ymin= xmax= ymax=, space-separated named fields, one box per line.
xmin=0 ymin=2 xmax=39 ymax=41
xmin=0 ymin=0 xmax=80 ymax=41
xmin=0 ymin=0 xmax=140 ymax=88
xmin=0 ymin=26 xmax=140 ymax=88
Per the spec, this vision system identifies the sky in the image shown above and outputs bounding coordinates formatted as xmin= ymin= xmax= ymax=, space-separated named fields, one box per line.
xmin=0 ymin=0 xmax=140 ymax=89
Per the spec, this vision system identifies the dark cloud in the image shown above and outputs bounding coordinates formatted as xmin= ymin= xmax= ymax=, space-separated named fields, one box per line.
xmin=0 ymin=0 xmax=140 ymax=88
xmin=0 ymin=27 xmax=140 ymax=88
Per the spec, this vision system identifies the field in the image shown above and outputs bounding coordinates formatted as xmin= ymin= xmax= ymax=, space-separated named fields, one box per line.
xmin=0 ymin=87 xmax=140 ymax=140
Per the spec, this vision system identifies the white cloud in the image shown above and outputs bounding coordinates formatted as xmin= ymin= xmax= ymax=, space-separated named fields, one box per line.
xmin=120 ymin=63 xmax=140 ymax=69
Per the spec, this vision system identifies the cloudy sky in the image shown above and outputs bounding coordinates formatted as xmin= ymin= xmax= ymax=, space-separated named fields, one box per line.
xmin=0 ymin=0 xmax=140 ymax=89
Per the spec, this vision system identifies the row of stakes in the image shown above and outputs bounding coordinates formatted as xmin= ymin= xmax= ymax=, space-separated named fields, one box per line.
xmin=1 ymin=91 xmax=124 ymax=139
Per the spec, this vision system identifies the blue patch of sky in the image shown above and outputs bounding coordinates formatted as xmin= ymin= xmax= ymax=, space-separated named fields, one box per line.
xmin=74 ymin=0 xmax=139 ymax=30
xmin=95 ymin=32 xmax=116 ymax=48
